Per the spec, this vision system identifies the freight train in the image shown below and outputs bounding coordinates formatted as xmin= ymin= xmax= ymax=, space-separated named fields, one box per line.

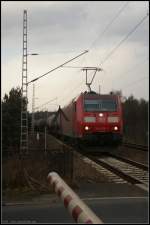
xmin=35 ymin=91 xmax=123 ymax=146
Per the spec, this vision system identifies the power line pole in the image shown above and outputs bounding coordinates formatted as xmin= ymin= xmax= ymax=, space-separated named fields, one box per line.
xmin=20 ymin=10 xmax=28 ymax=154
xmin=44 ymin=126 xmax=47 ymax=155
xmin=31 ymin=83 xmax=35 ymax=134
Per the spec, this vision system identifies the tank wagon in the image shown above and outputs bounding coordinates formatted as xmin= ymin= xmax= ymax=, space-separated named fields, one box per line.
xmin=46 ymin=91 xmax=123 ymax=145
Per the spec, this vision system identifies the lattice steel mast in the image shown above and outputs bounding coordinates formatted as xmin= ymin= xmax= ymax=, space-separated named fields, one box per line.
xmin=31 ymin=83 xmax=35 ymax=134
xmin=20 ymin=10 xmax=28 ymax=154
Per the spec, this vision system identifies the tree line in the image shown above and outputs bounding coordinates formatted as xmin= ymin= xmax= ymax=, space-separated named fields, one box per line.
xmin=2 ymin=87 xmax=148 ymax=152
xmin=123 ymin=95 xmax=148 ymax=144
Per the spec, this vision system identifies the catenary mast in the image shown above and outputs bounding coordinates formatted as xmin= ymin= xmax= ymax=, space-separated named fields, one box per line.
xmin=20 ymin=10 xmax=28 ymax=154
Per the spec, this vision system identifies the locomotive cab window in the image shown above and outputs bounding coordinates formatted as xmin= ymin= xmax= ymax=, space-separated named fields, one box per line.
xmin=84 ymin=100 xmax=99 ymax=112
xmin=100 ymin=99 xmax=117 ymax=112
xmin=84 ymin=99 xmax=117 ymax=112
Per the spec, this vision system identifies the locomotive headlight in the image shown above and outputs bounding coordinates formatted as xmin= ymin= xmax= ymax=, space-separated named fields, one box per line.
xmin=114 ymin=126 xmax=118 ymax=131
xmin=85 ymin=126 xmax=89 ymax=130
xmin=99 ymin=113 xmax=103 ymax=117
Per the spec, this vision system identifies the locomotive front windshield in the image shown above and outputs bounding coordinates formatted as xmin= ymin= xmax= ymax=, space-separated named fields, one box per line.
xmin=84 ymin=99 xmax=117 ymax=112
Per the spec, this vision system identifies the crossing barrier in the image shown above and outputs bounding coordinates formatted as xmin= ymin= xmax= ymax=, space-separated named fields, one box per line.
xmin=47 ymin=172 xmax=103 ymax=224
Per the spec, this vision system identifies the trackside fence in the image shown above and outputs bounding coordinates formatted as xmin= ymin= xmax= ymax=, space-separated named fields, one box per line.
xmin=47 ymin=172 xmax=103 ymax=224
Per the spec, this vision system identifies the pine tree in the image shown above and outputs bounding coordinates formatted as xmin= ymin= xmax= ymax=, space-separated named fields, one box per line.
xmin=2 ymin=87 xmax=26 ymax=151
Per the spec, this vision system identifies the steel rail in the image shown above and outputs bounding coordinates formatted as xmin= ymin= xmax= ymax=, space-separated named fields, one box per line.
xmin=107 ymin=153 xmax=148 ymax=171
xmin=90 ymin=156 xmax=144 ymax=185
xmin=123 ymin=142 xmax=148 ymax=151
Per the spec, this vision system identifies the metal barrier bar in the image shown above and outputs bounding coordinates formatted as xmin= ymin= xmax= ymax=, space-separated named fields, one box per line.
xmin=47 ymin=172 xmax=103 ymax=224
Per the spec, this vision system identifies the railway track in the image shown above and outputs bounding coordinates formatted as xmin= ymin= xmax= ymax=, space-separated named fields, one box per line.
xmin=107 ymin=153 xmax=148 ymax=171
xmin=76 ymin=144 xmax=148 ymax=190
xmin=88 ymin=154 xmax=148 ymax=187
xmin=123 ymin=142 xmax=148 ymax=151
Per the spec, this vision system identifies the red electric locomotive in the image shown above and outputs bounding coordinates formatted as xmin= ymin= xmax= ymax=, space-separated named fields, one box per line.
xmin=47 ymin=91 xmax=123 ymax=145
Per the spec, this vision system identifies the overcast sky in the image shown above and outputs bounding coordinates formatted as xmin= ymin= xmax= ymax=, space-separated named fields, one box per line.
xmin=2 ymin=1 xmax=149 ymax=112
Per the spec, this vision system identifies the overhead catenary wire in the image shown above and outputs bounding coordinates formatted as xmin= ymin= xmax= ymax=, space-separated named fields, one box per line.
xmin=100 ymin=13 xmax=149 ymax=66
xmin=29 ymin=5 xmax=148 ymax=111
xmin=62 ymin=66 xmax=103 ymax=69
xmin=62 ymin=66 xmax=90 ymax=69
xmin=89 ymin=1 xmax=129 ymax=49
xmin=56 ymin=2 xmax=129 ymax=98
xmin=60 ymin=81 xmax=84 ymax=105
xmin=27 ymin=50 xmax=88 ymax=85
xmin=57 ymin=72 xmax=84 ymax=104
xmin=35 ymin=97 xmax=58 ymax=110
xmin=58 ymin=67 xmax=105 ymax=107
xmin=54 ymin=2 xmax=129 ymax=101
xmin=57 ymin=70 xmax=87 ymax=106
xmin=76 ymin=1 xmax=129 ymax=68
xmin=35 ymin=71 xmax=84 ymax=111
xmin=114 ymin=76 xmax=148 ymax=98
xmin=34 ymin=68 xmax=84 ymax=112
xmin=111 ymin=57 xmax=149 ymax=82
xmin=59 ymin=66 xmax=106 ymax=106
xmin=120 ymin=75 xmax=148 ymax=90
xmin=60 ymin=4 xmax=148 ymax=73
xmin=61 ymin=6 xmax=149 ymax=103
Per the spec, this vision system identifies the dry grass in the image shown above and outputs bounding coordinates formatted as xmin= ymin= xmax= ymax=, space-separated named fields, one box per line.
xmin=3 ymin=135 xmax=114 ymax=201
